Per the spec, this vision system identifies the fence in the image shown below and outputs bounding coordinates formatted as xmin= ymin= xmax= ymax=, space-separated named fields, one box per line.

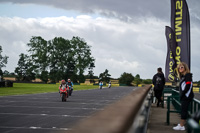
xmin=68 ymin=85 xmax=152 ymax=133
xmin=163 ymin=87 xmax=200 ymax=132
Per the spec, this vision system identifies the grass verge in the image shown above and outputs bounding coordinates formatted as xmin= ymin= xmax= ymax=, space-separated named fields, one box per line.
xmin=0 ymin=83 xmax=100 ymax=96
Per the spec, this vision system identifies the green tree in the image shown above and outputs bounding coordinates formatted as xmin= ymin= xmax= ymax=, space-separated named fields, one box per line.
xmin=99 ymin=69 xmax=111 ymax=83
xmin=119 ymin=72 xmax=134 ymax=86
xmin=25 ymin=36 xmax=95 ymax=83
xmin=27 ymin=36 xmax=49 ymax=82
xmin=15 ymin=53 xmax=36 ymax=81
xmin=65 ymin=59 xmax=77 ymax=82
xmin=3 ymin=71 xmax=15 ymax=77
xmin=48 ymin=37 xmax=71 ymax=82
xmin=133 ymin=74 xmax=142 ymax=86
xmin=40 ymin=71 xmax=49 ymax=83
xmin=0 ymin=45 xmax=8 ymax=76
xmin=3 ymin=70 xmax=9 ymax=76
xmin=142 ymin=79 xmax=152 ymax=84
xmin=27 ymin=36 xmax=49 ymax=71
xmin=88 ymin=62 xmax=95 ymax=83
xmin=71 ymin=36 xmax=95 ymax=83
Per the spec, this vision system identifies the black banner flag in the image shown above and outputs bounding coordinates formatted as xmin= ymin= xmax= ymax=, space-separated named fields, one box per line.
xmin=171 ymin=0 xmax=190 ymax=69
xmin=165 ymin=26 xmax=177 ymax=82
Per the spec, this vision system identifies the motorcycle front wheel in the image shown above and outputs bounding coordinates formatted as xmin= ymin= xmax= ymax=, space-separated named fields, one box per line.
xmin=62 ymin=93 xmax=66 ymax=102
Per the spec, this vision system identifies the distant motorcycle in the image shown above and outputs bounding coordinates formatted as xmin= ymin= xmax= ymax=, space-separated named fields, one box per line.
xmin=59 ymin=85 xmax=68 ymax=102
xmin=108 ymin=83 xmax=111 ymax=88
xmin=99 ymin=81 xmax=103 ymax=89
xmin=99 ymin=85 xmax=103 ymax=89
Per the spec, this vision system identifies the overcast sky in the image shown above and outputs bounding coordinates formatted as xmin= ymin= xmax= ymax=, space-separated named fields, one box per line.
xmin=0 ymin=0 xmax=200 ymax=81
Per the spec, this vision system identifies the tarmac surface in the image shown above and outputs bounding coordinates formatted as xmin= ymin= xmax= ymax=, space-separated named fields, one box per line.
xmin=147 ymin=103 xmax=181 ymax=133
xmin=0 ymin=86 xmax=135 ymax=133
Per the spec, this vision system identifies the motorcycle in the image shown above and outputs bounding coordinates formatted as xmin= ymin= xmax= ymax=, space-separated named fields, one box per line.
xmin=99 ymin=85 xmax=103 ymax=89
xmin=108 ymin=83 xmax=111 ymax=88
xmin=59 ymin=85 xmax=68 ymax=102
xmin=68 ymin=85 xmax=73 ymax=96
xmin=99 ymin=82 xmax=103 ymax=89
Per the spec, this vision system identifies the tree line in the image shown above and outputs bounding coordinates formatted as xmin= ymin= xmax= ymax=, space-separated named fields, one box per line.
xmin=0 ymin=36 xmax=152 ymax=85
xmin=17 ymin=36 xmax=95 ymax=83
xmin=1 ymin=36 xmax=95 ymax=83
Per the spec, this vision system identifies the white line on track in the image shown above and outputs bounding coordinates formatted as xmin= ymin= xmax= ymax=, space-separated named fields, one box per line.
xmin=0 ymin=112 xmax=90 ymax=118
xmin=0 ymin=105 xmax=104 ymax=110
xmin=0 ymin=126 xmax=72 ymax=131
xmin=0 ymin=100 xmax=113 ymax=105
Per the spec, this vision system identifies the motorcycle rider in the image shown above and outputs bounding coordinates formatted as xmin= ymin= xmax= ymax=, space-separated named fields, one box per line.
xmin=66 ymin=79 xmax=73 ymax=95
xmin=108 ymin=81 xmax=111 ymax=88
xmin=99 ymin=81 xmax=103 ymax=89
xmin=59 ymin=80 xmax=66 ymax=93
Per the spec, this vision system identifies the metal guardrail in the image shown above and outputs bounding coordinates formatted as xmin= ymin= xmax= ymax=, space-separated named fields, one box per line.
xmin=166 ymin=89 xmax=200 ymax=114
xmin=166 ymin=95 xmax=180 ymax=125
xmin=68 ymin=85 xmax=152 ymax=133
xmin=163 ymin=88 xmax=200 ymax=132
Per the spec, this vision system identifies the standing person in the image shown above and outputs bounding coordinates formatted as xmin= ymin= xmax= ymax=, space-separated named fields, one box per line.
xmin=173 ymin=62 xmax=194 ymax=131
xmin=152 ymin=67 xmax=165 ymax=107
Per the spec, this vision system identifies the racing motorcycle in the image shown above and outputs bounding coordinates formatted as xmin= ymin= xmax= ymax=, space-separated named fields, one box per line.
xmin=59 ymin=85 xmax=68 ymax=102
xmin=68 ymin=85 xmax=73 ymax=96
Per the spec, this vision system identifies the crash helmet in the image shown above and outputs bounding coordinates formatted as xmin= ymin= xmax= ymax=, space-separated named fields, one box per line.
xmin=61 ymin=80 xmax=66 ymax=84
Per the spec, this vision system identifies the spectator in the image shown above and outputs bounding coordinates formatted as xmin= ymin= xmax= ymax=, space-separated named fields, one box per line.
xmin=173 ymin=62 xmax=194 ymax=131
xmin=152 ymin=67 xmax=165 ymax=107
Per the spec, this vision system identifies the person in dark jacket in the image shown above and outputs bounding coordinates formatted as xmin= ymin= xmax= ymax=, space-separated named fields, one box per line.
xmin=173 ymin=62 xmax=194 ymax=131
xmin=152 ymin=67 xmax=165 ymax=107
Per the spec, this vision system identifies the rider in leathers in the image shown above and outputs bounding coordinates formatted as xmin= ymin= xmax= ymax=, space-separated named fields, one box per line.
xmin=59 ymin=80 xmax=66 ymax=93
xmin=66 ymin=79 xmax=73 ymax=95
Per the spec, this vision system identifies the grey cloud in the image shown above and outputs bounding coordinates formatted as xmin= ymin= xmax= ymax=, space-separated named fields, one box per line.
xmin=0 ymin=0 xmax=170 ymax=21
xmin=1 ymin=0 xmax=200 ymax=23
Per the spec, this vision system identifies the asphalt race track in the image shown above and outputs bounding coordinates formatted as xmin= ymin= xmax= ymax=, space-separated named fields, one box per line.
xmin=0 ymin=86 xmax=135 ymax=133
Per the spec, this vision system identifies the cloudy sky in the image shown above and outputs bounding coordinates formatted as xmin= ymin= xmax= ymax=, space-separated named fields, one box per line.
xmin=0 ymin=0 xmax=200 ymax=81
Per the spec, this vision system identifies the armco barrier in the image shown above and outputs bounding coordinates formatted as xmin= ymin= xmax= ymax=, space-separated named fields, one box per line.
xmin=68 ymin=85 xmax=152 ymax=133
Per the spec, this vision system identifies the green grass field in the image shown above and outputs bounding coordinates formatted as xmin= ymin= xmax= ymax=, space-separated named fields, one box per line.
xmin=0 ymin=83 xmax=100 ymax=96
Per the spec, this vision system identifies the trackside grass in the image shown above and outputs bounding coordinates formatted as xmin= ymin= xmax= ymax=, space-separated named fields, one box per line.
xmin=0 ymin=83 xmax=100 ymax=96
